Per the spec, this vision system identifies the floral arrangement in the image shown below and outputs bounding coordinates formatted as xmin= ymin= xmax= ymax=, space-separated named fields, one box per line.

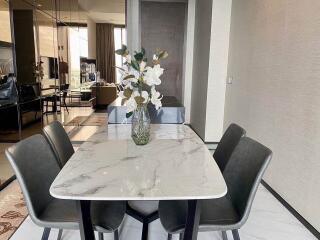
xmin=115 ymin=45 xmax=168 ymax=118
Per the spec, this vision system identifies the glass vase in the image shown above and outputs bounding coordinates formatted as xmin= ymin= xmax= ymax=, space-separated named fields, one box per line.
xmin=131 ymin=104 xmax=151 ymax=145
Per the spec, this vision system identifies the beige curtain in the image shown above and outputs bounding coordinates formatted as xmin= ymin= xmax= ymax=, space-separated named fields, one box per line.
xmin=96 ymin=23 xmax=116 ymax=83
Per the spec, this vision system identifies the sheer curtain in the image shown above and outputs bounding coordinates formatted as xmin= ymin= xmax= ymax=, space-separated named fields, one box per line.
xmin=96 ymin=23 xmax=116 ymax=83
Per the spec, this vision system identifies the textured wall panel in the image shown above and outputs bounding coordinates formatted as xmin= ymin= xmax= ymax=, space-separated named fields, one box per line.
xmin=225 ymin=0 xmax=320 ymax=231
xmin=141 ymin=2 xmax=186 ymax=102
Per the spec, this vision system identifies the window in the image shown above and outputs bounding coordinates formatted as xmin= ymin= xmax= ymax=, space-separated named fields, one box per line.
xmin=69 ymin=27 xmax=88 ymax=88
xmin=114 ymin=27 xmax=127 ymax=83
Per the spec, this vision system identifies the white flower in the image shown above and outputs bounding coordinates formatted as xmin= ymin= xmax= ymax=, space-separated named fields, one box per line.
xmin=153 ymin=54 xmax=158 ymax=61
xmin=120 ymin=65 xmax=139 ymax=86
xmin=118 ymin=91 xmax=125 ymax=99
xmin=150 ymin=87 xmax=162 ymax=110
xmin=124 ymin=83 xmax=133 ymax=89
xmin=140 ymin=61 xmax=146 ymax=72
xmin=126 ymin=55 xmax=132 ymax=64
xmin=126 ymin=96 xmax=137 ymax=113
xmin=120 ymin=65 xmax=139 ymax=79
xmin=141 ymin=91 xmax=149 ymax=103
xmin=144 ymin=64 xmax=164 ymax=86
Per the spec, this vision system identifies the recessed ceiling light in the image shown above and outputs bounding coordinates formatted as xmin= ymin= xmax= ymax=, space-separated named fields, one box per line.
xmin=37 ymin=4 xmax=42 ymax=7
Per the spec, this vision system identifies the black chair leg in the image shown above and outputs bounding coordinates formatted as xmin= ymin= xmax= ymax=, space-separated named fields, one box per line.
xmin=222 ymin=231 xmax=228 ymax=240
xmin=57 ymin=229 xmax=63 ymax=240
xmin=64 ymin=99 xmax=69 ymax=113
xmin=114 ymin=229 xmax=119 ymax=240
xmin=98 ymin=232 xmax=104 ymax=240
xmin=167 ymin=233 xmax=172 ymax=240
xmin=41 ymin=228 xmax=51 ymax=240
xmin=232 ymin=230 xmax=240 ymax=240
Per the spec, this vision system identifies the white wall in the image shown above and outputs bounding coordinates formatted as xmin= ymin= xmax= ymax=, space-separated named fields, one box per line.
xmin=189 ymin=0 xmax=213 ymax=139
xmin=205 ymin=0 xmax=232 ymax=141
xmin=0 ymin=10 xmax=12 ymax=43
xmin=224 ymin=0 xmax=320 ymax=231
xmin=87 ymin=18 xmax=96 ymax=59
xmin=126 ymin=0 xmax=140 ymax=53
xmin=182 ymin=0 xmax=195 ymax=123
xmin=189 ymin=0 xmax=232 ymax=141
xmin=125 ymin=0 xmax=231 ymax=139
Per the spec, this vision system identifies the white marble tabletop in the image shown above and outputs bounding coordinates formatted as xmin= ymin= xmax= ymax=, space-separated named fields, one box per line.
xmin=50 ymin=124 xmax=227 ymax=201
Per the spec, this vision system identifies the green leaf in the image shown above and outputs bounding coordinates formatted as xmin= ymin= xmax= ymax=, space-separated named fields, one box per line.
xmin=115 ymin=45 xmax=128 ymax=56
xmin=123 ymin=74 xmax=135 ymax=80
xmin=115 ymin=49 xmax=125 ymax=55
xmin=126 ymin=112 xmax=133 ymax=118
xmin=134 ymin=52 xmax=144 ymax=62
xmin=114 ymin=66 xmax=126 ymax=72
xmin=158 ymin=50 xmax=168 ymax=59
xmin=131 ymin=60 xmax=140 ymax=71
xmin=123 ymin=88 xmax=133 ymax=98
xmin=122 ymin=44 xmax=127 ymax=51
xmin=134 ymin=96 xmax=145 ymax=105
xmin=131 ymin=82 xmax=139 ymax=88
xmin=141 ymin=48 xmax=146 ymax=56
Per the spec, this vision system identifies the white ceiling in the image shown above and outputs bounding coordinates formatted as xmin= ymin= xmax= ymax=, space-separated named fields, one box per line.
xmin=8 ymin=0 xmax=125 ymax=25
xmin=78 ymin=0 xmax=125 ymax=25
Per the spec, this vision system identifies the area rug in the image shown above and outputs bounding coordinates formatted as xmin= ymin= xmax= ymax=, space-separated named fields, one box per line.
xmin=65 ymin=116 xmax=88 ymax=126
xmin=0 ymin=180 xmax=27 ymax=240
xmin=65 ymin=114 xmax=107 ymax=127
xmin=81 ymin=114 xmax=107 ymax=126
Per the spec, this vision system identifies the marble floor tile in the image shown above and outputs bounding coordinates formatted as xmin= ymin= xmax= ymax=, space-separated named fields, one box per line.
xmin=10 ymin=185 xmax=317 ymax=240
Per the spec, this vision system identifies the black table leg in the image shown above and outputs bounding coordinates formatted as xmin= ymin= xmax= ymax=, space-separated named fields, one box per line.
xmin=77 ymin=200 xmax=95 ymax=240
xmin=142 ymin=220 xmax=149 ymax=240
xmin=183 ymin=200 xmax=201 ymax=240
xmin=125 ymin=202 xmax=159 ymax=240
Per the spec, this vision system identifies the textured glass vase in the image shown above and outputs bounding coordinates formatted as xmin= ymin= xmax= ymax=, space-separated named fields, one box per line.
xmin=131 ymin=104 xmax=151 ymax=145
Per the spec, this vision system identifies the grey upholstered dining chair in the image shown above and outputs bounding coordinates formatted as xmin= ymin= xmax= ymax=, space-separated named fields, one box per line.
xmin=158 ymin=137 xmax=272 ymax=240
xmin=42 ymin=121 xmax=74 ymax=168
xmin=42 ymin=121 xmax=130 ymax=240
xmin=43 ymin=121 xmax=159 ymax=239
xmin=5 ymin=134 xmax=126 ymax=240
xmin=214 ymin=123 xmax=246 ymax=172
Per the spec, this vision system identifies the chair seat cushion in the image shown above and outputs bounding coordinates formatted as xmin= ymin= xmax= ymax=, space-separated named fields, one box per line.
xmin=159 ymin=195 xmax=240 ymax=233
xmin=91 ymin=201 xmax=126 ymax=232
xmin=37 ymin=199 xmax=126 ymax=232
xmin=128 ymin=200 xmax=159 ymax=216
xmin=38 ymin=199 xmax=79 ymax=229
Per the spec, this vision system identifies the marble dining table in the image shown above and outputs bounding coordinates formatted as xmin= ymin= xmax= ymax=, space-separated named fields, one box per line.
xmin=50 ymin=124 xmax=227 ymax=240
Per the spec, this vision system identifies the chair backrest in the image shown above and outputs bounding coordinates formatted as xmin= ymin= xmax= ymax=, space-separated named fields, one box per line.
xmin=0 ymin=77 xmax=18 ymax=102
xmin=213 ymin=123 xmax=246 ymax=172
xmin=5 ymin=134 xmax=60 ymax=223
xmin=60 ymin=84 xmax=69 ymax=91
xmin=223 ymin=137 xmax=272 ymax=226
xmin=42 ymin=121 xmax=74 ymax=168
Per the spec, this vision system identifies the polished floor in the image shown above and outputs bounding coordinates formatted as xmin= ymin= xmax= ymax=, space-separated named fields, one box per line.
xmin=0 ymin=107 xmax=95 ymax=185
xmin=1 ymin=107 xmax=318 ymax=240
xmin=10 ymin=185 xmax=317 ymax=240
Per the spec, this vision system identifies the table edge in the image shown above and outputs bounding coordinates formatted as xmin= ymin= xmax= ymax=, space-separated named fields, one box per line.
xmin=50 ymin=185 xmax=228 ymax=201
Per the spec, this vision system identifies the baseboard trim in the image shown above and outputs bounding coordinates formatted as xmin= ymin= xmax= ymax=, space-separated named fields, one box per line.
xmin=261 ymin=180 xmax=320 ymax=239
